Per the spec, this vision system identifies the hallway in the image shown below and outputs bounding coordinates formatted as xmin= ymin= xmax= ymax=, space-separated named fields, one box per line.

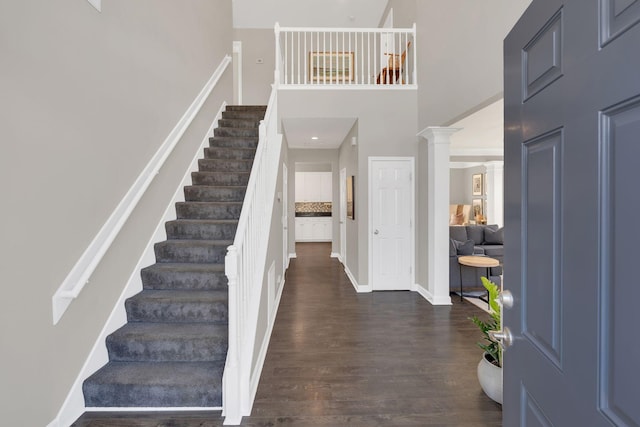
xmin=73 ymin=242 xmax=502 ymax=426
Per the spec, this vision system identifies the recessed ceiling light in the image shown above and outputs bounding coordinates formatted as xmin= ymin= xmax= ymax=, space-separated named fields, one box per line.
xmin=311 ymin=136 xmax=319 ymax=140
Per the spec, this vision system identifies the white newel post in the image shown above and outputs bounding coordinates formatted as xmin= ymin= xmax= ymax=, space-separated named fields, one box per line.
xmin=274 ymin=23 xmax=281 ymax=86
xmin=223 ymin=245 xmax=241 ymax=425
xmin=483 ymin=161 xmax=504 ymax=227
xmin=418 ymin=127 xmax=460 ymax=305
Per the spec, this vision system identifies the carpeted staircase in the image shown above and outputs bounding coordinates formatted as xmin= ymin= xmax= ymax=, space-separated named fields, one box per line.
xmin=82 ymin=105 xmax=267 ymax=408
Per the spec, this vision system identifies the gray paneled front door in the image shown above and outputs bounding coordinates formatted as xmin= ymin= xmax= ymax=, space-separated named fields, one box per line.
xmin=504 ymin=0 xmax=640 ymax=425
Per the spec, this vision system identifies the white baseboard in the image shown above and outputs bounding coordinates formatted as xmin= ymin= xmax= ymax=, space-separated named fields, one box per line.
xmin=288 ymin=253 xmax=297 ymax=259
xmin=413 ymin=283 xmax=452 ymax=305
xmin=53 ymin=102 xmax=228 ymax=427
xmin=343 ymin=264 xmax=371 ymax=293
xmin=330 ymin=252 xmax=342 ymax=262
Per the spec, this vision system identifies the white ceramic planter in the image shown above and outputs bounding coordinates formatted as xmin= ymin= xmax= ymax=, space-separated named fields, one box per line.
xmin=477 ymin=353 xmax=503 ymax=404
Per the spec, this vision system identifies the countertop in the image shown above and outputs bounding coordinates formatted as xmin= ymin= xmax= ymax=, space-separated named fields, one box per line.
xmin=295 ymin=212 xmax=332 ymax=217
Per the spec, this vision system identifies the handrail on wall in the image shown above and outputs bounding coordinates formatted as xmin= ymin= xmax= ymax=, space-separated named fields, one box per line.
xmin=51 ymin=56 xmax=232 ymax=325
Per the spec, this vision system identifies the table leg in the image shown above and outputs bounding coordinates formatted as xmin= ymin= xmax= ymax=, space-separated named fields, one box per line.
xmin=459 ymin=263 xmax=464 ymax=302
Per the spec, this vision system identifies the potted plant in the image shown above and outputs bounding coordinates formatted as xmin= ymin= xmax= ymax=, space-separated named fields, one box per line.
xmin=470 ymin=276 xmax=503 ymax=404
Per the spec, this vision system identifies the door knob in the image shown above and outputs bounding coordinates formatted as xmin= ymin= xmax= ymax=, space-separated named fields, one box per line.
xmin=374 ymin=229 xmax=379 ymax=235
xmin=488 ymin=327 xmax=513 ymax=350
xmin=498 ymin=290 xmax=514 ymax=309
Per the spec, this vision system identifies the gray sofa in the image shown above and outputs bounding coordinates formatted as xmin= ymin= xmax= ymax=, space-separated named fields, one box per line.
xmin=450 ymin=224 xmax=503 ymax=291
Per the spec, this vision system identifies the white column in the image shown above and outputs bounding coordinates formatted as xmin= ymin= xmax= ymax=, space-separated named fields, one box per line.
xmin=418 ymin=127 xmax=460 ymax=305
xmin=483 ymin=161 xmax=504 ymax=227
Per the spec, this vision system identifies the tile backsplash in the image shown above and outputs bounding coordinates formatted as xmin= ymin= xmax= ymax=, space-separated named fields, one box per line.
xmin=295 ymin=202 xmax=332 ymax=213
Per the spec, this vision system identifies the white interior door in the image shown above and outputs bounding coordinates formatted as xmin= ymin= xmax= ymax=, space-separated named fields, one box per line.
xmin=369 ymin=157 xmax=414 ymax=291
xmin=340 ymin=168 xmax=347 ymax=263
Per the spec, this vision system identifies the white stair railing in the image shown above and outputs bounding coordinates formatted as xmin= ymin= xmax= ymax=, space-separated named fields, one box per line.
xmin=223 ymin=88 xmax=281 ymax=425
xmin=275 ymin=23 xmax=417 ymax=87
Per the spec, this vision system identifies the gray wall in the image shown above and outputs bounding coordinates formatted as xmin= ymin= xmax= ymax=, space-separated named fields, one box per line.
xmin=296 ymin=163 xmax=332 ymax=172
xmin=450 ymin=165 xmax=487 ymax=205
xmin=379 ymin=0 xmax=417 ymax=28
xmin=416 ymin=0 xmax=531 ymax=128
xmin=339 ymin=122 xmax=360 ymax=280
xmin=280 ymin=90 xmax=418 ymax=287
xmin=233 ymin=28 xmax=276 ymax=105
xmin=450 ymin=168 xmax=468 ymax=204
xmin=0 ymin=1 xmax=233 ymax=425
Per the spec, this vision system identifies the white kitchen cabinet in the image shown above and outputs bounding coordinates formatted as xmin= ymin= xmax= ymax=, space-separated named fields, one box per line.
xmin=319 ymin=173 xmax=332 ymax=202
xmin=295 ymin=217 xmax=332 ymax=242
xmin=295 ymin=172 xmax=332 ymax=202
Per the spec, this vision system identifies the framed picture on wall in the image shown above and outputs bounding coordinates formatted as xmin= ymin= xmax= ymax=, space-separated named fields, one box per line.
xmin=309 ymin=51 xmax=354 ymax=82
xmin=472 ymin=173 xmax=483 ymax=196
xmin=472 ymin=198 xmax=484 ymax=218
xmin=347 ymin=175 xmax=355 ymax=220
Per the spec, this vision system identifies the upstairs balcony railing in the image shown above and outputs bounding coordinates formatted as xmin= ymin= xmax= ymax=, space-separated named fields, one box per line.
xmin=275 ymin=24 xmax=417 ymax=88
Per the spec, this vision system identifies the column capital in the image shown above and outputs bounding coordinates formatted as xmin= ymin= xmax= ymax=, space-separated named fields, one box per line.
xmin=417 ymin=126 xmax=462 ymax=145
xmin=483 ymin=160 xmax=504 ymax=171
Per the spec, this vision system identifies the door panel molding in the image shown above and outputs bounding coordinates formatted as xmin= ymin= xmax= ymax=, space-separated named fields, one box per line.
xmin=522 ymin=128 xmax=564 ymax=370
xmin=600 ymin=0 xmax=640 ymax=47
xmin=599 ymin=95 xmax=640 ymax=425
xmin=523 ymin=7 xmax=564 ymax=101
xmin=521 ymin=386 xmax=554 ymax=427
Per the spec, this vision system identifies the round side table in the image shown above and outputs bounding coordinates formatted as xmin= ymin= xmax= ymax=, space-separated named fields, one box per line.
xmin=457 ymin=255 xmax=499 ymax=302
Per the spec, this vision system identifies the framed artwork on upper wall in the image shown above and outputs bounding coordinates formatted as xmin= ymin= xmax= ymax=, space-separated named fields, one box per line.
xmin=472 ymin=173 xmax=483 ymax=196
xmin=309 ymin=51 xmax=354 ymax=82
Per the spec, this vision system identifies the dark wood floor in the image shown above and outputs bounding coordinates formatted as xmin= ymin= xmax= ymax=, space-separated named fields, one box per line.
xmin=73 ymin=242 xmax=501 ymax=426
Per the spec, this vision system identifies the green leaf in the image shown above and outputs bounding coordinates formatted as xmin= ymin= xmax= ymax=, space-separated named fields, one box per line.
xmin=468 ymin=277 xmax=502 ymax=367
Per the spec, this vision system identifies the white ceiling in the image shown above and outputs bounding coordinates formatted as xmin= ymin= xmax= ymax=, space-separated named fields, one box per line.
xmin=283 ymin=118 xmax=357 ymax=149
xmin=233 ymin=0 xmax=389 ymax=29
xmin=449 ymin=99 xmax=504 ymax=157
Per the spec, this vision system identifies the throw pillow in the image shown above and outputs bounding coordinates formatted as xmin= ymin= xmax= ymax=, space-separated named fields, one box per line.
xmin=449 ymin=239 xmax=457 ymax=256
xmin=451 ymin=239 xmax=475 ymax=255
xmin=484 ymin=227 xmax=504 ymax=244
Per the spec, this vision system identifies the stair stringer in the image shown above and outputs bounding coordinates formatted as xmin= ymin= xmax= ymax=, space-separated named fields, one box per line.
xmin=53 ymin=103 xmax=227 ymax=427
xmin=222 ymin=94 xmax=285 ymax=424
xmin=222 ymin=132 xmax=284 ymax=423
xmin=240 ymin=133 xmax=283 ymax=415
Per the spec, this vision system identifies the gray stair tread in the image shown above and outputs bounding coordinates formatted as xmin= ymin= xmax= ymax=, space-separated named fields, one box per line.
xmin=184 ymin=185 xmax=247 ymax=189
xmin=110 ymin=322 xmax=227 ymax=341
xmin=177 ymin=201 xmax=243 ymax=206
xmin=86 ymin=361 xmax=224 ymax=387
xmin=166 ymin=219 xmax=238 ymax=225
xmin=226 ymin=105 xmax=266 ymax=111
xmin=83 ymin=361 xmax=224 ymax=407
xmin=142 ymin=263 xmax=225 ymax=274
xmin=128 ymin=289 xmax=228 ymax=304
xmin=192 ymin=171 xmax=250 ymax=176
xmin=156 ymin=239 xmax=233 ymax=247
